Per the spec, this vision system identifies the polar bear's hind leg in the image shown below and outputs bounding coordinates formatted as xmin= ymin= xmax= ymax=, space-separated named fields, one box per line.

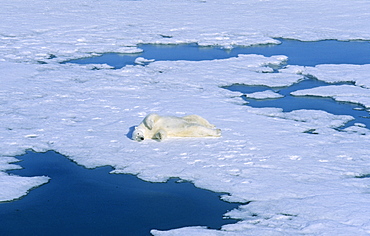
xmin=186 ymin=125 xmax=221 ymax=137
xmin=182 ymin=115 xmax=215 ymax=128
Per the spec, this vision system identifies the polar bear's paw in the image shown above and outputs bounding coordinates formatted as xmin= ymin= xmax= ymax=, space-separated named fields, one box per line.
xmin=205 ymin=123 xmax=216 ymax=129
xmin=154 ymin=129 xmax=167 ymax=141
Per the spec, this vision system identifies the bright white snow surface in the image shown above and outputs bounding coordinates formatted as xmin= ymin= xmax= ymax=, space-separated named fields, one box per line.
xmin=244 ymin=90 xmax=284 ymax=100
xmin=2 ymin=0 xmax=370 ymax=235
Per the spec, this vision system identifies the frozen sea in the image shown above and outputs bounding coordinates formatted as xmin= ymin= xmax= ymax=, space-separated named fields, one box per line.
xmin=2 ymin=0 xmax=370 ymax=235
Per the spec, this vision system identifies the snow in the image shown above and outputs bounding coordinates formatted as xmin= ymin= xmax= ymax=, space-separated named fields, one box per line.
xmin=135 ymin=57 xmax=155 ymax=65
xmin=0 ymin=156 xmax=49 ymax=202
xmin=291 ymin=84 xmax=370 ymax=108
xmin=2 ymin=0 xmax=370 ymax=235
xmin=300 ymin=64 xmax=370 ymax=87
xmin=244 ymin=90 xmax=284 ymax=99
xmin=0 ymin=172 xmax=50 ymax=202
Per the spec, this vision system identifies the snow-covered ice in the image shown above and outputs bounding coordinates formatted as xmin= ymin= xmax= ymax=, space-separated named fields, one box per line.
xmin=244 ymin=90 xmax=284 ymax=100
xmin=2 ymin=0 xmax=370 ymax=235
xmin=0 ymin=156 xmax=49 ymax=202
xmin=292 ymin=84 xmax=370 ymax=108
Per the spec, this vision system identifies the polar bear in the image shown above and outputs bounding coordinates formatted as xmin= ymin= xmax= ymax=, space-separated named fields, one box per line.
xmin=132 ymin=113 xmax=221 ymax=142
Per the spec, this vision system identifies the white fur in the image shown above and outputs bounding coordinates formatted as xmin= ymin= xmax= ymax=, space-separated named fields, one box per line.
xmin=132 ymin=113 xmax=221 ymax=142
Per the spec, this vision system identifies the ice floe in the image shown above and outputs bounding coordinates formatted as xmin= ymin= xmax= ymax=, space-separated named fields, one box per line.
xmin=2 ymin=0 xmax=370 ymax=235
xmin=244 ymin=90 xmax=284 ymax=100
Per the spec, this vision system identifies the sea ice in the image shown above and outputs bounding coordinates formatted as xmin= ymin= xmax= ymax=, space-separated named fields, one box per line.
xmin=301 ymin=64 xmax=370 ymax=88
xmin=244 ymin=90 xmax=284 ymax=100
xmin=2 ymin=0 xmax=370 ymax=235
xmin=291 ymin=84 xmax=370 ymax=108
xmin=0 ymin=171 xmax=49 ymax=202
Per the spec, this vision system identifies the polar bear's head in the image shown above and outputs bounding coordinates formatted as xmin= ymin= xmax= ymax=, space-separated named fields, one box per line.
xmin=132 ymin=127 xmax=145 ymax=142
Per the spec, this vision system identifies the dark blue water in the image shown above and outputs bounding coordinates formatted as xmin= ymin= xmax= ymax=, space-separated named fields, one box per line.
xmin=1 ymin=151 xmax=239 ymax=236
xmin=64 ymin=39 xmax=370 ymax=68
